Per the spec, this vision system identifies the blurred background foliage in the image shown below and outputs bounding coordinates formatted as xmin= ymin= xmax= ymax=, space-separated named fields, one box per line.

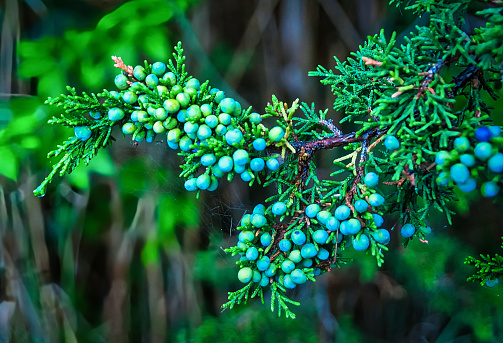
xmin=1 ymin=0 xmax=503 ymax=342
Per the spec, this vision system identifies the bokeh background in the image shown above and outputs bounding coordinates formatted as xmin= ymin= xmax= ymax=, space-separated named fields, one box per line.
xmin=1 ymin=0 xmax=503 ymax=342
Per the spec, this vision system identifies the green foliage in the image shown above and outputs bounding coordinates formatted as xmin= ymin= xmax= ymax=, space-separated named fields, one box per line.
xmin=33 ymin=0 xmax=503 ymax=319
xmin=465 ymin=237 xmax=503 ymax=285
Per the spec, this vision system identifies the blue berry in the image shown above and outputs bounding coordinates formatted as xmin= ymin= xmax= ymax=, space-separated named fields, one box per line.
xmin=225 ymin=129 xmax=244 ymax=145
xmin=288 ymin=250 xmax=302 ymax=263
xmin=114 ymin=74 xmax=128 ymax=89
xmin=346 ymin=218 xmax=362 ymax=234
xmin=145 ymin=74 xmax=159 ymax=89
xmin=488 ymin=153 xmax=503 ymax=173
xmin=122 ymin=123 xmax=135 ymax=135
xmin=364 ymin=172 xmax=379 ymax=188
xmin=485 ymin=278 xmax=499 ymax=287
xmin=453 ymin=136 xmax=470 ymax=152
xmin=205 ymin=115 xmax=218 ymax=128
xmin=238 ymin=230 xmax=254 ymax=243
xmin=313 ymin=230 xmax=329 ymax=244
xmin=183 ymin=122 xmax=198 ymax=135
xmin=264 ymin=263 xmax=277 ymax=277
xmin=481 ymin=181 xmax=500 ymax=197
xmin=353 ymin=234 xmax=370 ymax=251
xmin=291 ymin=230 xmax=306 ymax=245
xmin=268 ymin=126 xmax=285 ymax=142
xmin=241 ymin=170 xmax=253 ymax=182
xmin=249 ymin=112 xmax=262 ymax=124
xmin=201 ymin=153 xmax=217 ymax=167
xmin=184 ymin=178 xmax=197 ymax=191
xmin=339 ymin=220 xmax=350 ymax=235
xmin=305 ymin=204 xmax=321 ymax=218
xmin=133 ymin=65 xmax=146 ymax=80
xmin=253 ymin=204 xmax=265 ymax=214
xmin=233 ymin=149 xmax=249 ymax=166
xmin=354 ymin=199 xmax=369 ymax=213
xmin=317 ymin=248 xmax=329 ymax=260
xmin=246 ymin=247 xmax=259 ymax=261
xmin=457 ymin=178 xmax=476 ymax=193
xmin=238 ymin=267 xmax=253 ymax=283
xmin=372 ymin=214 xmax=384 ymax=227
xmin=436 ymin=172 xmax=450 ymax=187
xmin=257 ymin=256 xmax=270 ymax=271
xmin=326 ymin=217 xmax=340 ymax=231
xmin=176 ymin=92 xmax=190 ymax=108
xmin=460 ymin=154 xmax=476 ymax=167
xmin=290 ymin=269 xmax=307 ymax=284
xmin=266 ymin=158 xmax=280 ymax=170
xmin=179 ymin=136 xmax=192 ymax=151
xmin=252 ymin=138 xmax=267 ymax=151
xmin=163 ymin=99 xmax=180 ymax=114
xmin=373 ymin=229 xmax=390 ymax=245
xmin=368 ymin=193 xmax=385 ymax=207
xmin=260 ymin=233 xmax=272 ymax=246
xmin=251 ymin=213 xmax=267 ymax=228
xmin=186 ymin=105 xmax=202 ymax=121
xmin=108 ymin=107 xmax=125 ymax=121
xmin=74 ymin=126 xmax=92 ymax=141
xmin=475 ymin=127 xmax=492 ymax=142
xmin=435 ymin=151 xmax=450 ymax=165
xmin=260 ymin=274 xmax=269 ymax=287
xmin=219 ymin=98 xmax=236 ymax=114
xmin=207 ymin=177 xmax=219 ymax=191
xmin=283 ymin=274 xmax=296 ymax=289
xmin=302 ymin=259 xmax=313 ymax=267
xmin=218 ymin=156 xmax=233 ymax=173
xmin=384 ymin=135 xmax=400 ymax=150
xmin=272 ymin=202 xmax=287 ymax=216
xmin=200 ymin=104 xmax=212 ymax=117
xmin=186 ymin=78 xmax=200 ymax=90
xmin=89 ymin=111 xmax=101 ymax=119
xmin=197 ymin=125 xmax=212 ymax=140
xmin=450 ymin=163 xmax=470 ymax=184
xmin=281 ymin=260 xmax=295 ymax=273
xmin=489 ymin=126 xmax=501 ymax=138
xmin=334 ymin=205 xmax=351 ymax=221
xmin=316 ymin=211 xmax=331 ymax=225
xmin=474 ymin=142 xmax=493 ymax=160
xmin=196 ymin=174 xmax=211 ymax=190
xmin=250 ymin=158 xmax=265 ymax=172
xmin=279 ymin=239 xmax=292 ymax=252
xmin=122 ymin=91 xmax=138 ymax=104
xmin=301 ymin=243 xmax=318 ymax=258
xmin=151 ymin=62 xmax=166 ymax=76
xmin=214 ymin=90 xmax=226 ymax=103
xmin=401 ymin=224 xmax=415 ymax=237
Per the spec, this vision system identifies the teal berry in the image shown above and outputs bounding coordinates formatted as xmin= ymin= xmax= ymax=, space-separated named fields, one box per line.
xmin=241 ymin=170 xmax=253 ymax=182
xmin=197 ymin=125 xmax=212 ymax=140
xmin=233 ymin=149 xmax=249 ymax=165
xmin=179 ymin=136 xmax=193 ymax=152
xmin=291 ymin=230 xmax=307 ymax=245
xmin=154 ymin=108 xmax=168 ymax=121
xmin=238 ymin=267 xmax=253 ymax=283
xmin=153 ymin=121 xmax=165 ymax=134
xmin=301 ymin=243 xmax=318 ymax=258
xmin=334 ymin=205 xmax=351 ymax=221
xmin=219 ymin=113 xmax=232 ymax=125
xmin=368 ymin=193 xmax=385 ymax=207
xmin=353 ymin=234 xmax=370 ymax=251
xmin=207 ymin=177 xmax=219 ymax=191
xmin=184 ymin=87 xmax=197 ymax=97
xmin=184 ymin=178 xmax=197 ymax=191
xmin=489 ymin=126 xmax=501 ymax=137
xmin=122 ymin=91 xmax=138 ymax=104
xmin=288 ymin=250 xmax=302 ymax=263
xmin=257 ymin=256 xmax=271 ymax=271
xmin=250 ymin=158 xmax=265 ymax=172
xmin=372 ymin=214 xmax=384 ymax=227
xmin=253 ymin=204 xmax=265 ymax=214
xmin=364 ymin=172 xmax=379 ymax=188
xmin=134 ymin=131 xmax=146 ymax=142
xmin=401 ymin=223 xmax=416 ymax=238
xmin=475 ymin=127 xmax=492 ymax=142
xmin=457 ymin=178 xmax=476 ymax=193
xmin=252 ymin=138 xmax=267 ymax=151
xmin=186 ymin=78 xmax=200 ymax=90
xmin=488 ymin=153 xmax=503 ymax=173
xmin=201 ymin=104 xmax=212 ymax=117
xmin=290 ymin=269 xmax=307 ymax=284
xmin=170 ymin=85 xmax=183 ymax=97
xmin=460 ymin=154 xmax=476 ymax=167
xmin=260 ymin=233 xmax=272 ymax=246
xmin=151 ymin=62 xmax=166 ymax=76
xmin=354 ymin=199 xmax=369 ymax=213
xmin=281 ymin=260 xmax=295 ymax=273
xmin=225 ymin=129 xmax=244 ymax=145
xmin=450 ymin=163 xmax=470 ymax=184
xmin=474 ymin=142 xmax=493 ymax=160
xmin=163 ymin=99 xmax=180 ymax=114
xmin=435 ymin=151 xmax=450 ymax=165
xmin=302 ymin=259 xmax=313 ymax=267
xmin=283 ymin=274 xmax=296 ymax=289
xmin=133 ymin=65 xmax=146 ymax=80
xmin=74 ymin=126 xmax=92 ymax=141
xmin=317 ymin=248 xmax=329 ymax=260
xmin=122 ymin=123 xmax=136 ymax=135
xmin=305 ymin=203 xmax=321 ymax=218
xmin=246 ymin=247 xmax=259 ymax=261
xmin=145 ymin=130 xmax=156 ymax=143
xmin=313 ymin=230 xmax=329 ymax=244
xmin=268 ymin=126 xmax=285 ymax=142
xmin=234 ymin=163 xmax=246 ymax=174
xmin=212 ymin=164 xmax=225 ymax=178
xmin=108 ymin=107 xmax=125 ymax=121
xmin=184 ymin=122 xmax=199 ymax=134
xmin=339 ymin=220 xmax=350 ymax=235
xmin=214 ymin=90 xmax=226 ymax=103
xmin=316 ymin=211 xmax=331 ymax=225
xmin=219 ymin=98 xmax=236 ymax=114
xmin=249 ymin=112 xmax=262 ymax=124
xmin=260 ymin=274 xmax=269 ymax=287
xmin=196 ymin=174 xmax=211 ymax=190
xmin=373 ymin=229 xmax=390 ymax=245
xmin=238 ymin=230 xmax=254 ymax=243
xmin=167 ymin=129 xmax=182 ymax=143
xmin=481 ymin=181 xmax=500 ymax=197
xmin=218 ymin=156 xmax=234 ymax=173
xmin=326 ymin=217 xmax=340 ymax=231
xmin=279 ymin=239 xmax=292 ymax=252
xmin=266 ymin=158 xmax=280 ymax=170
xmin=205 ymin=115 xmax=219 ymax=128
xmin=421 ymin=226 xmax=432 ymax=236
xmin=436 ymin=171 xmax=450 ymax=187
xmin=233 ymin=102 xmax=242 ymax=116
xmin=485 ymin=278 xmax=499 ymax=287
xmin=453 ymin=136 xmax=471 ymax=152
xmin=89 ymin=111 xmax=101 ymax=119
xmin=114 ymin=74 xmax=129 ymax=90
xmin=240 ymin=214 xmax=251 ymax=226
xmin=109 ymin=91 xmax=121 ymax=99
xmin=186 ymin=105 xmax=202 ymax=121
xmin=272 ymin=202 xmax=287 ymax=216
xmin=251 ymin=213 xmax=267 ymax=228
xmin=252 ymin=271 xmax=262 ymax=283
xmin=384 ymin=135 xmax=400 ymax=150
xmin=145 ymin=74 xmax=159 ymax=89
xmin=167 ymin=141 xmax=178 ymax=150
xmin=201 ymin=154 xmax=217 ymax=167
xmin=264 ymin=263 xmax=277 ymax=277
xmin=346 ymin=218 xmax=362 ymax=234
xmin=176 ymin=93 xmax=191 ymax=108
xmin=138 ymin=94 xmax=149 ymax=104
xmin=163 ymin=118 xmax=177 ymax=130
xmin=137 ymin=111 xmax=149 ymax=122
